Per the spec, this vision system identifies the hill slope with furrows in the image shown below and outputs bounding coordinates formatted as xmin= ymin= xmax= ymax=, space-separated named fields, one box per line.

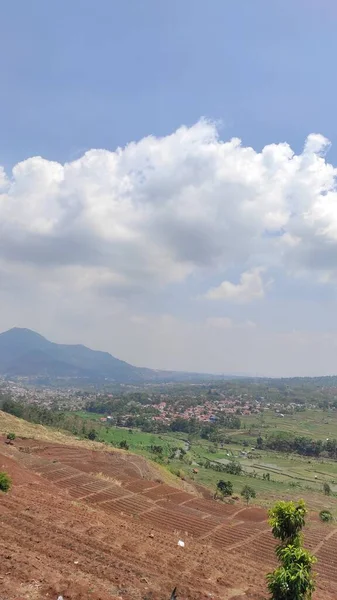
xmin=0 ymin=427 xmax=336 ymax=599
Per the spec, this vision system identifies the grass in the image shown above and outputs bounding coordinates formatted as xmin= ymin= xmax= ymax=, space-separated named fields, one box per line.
xmin=240 ymin=409 xmax=337 ymax=440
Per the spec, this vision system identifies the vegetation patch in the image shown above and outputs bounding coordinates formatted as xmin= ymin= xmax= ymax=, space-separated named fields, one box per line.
xmin=0 ymin=471 xmax=12 ymax=492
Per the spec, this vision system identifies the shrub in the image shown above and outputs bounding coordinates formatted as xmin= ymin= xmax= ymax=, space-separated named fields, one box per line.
xmin=319 ymin=509 xmax=333 ymax=523
xmin=6 ymin=432 xmax=16 ymax=441
xmin=0 ymin=471 xmax=12 ymax=493
xmin=241 ymin=485 xmax=256 ymax=505
xmin=225 ymin=460 xmax=242 ymax=475
xmin=119 ymin=440 xmax=129 ymax=450
xmin=323 ymin=482 xmax=331 ymax=496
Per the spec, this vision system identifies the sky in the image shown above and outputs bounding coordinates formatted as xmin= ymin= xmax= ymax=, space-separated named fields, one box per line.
xmin=1 ymin=0 xmax=337 ymax=377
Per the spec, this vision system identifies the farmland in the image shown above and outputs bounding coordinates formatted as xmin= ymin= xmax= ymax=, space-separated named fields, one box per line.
xmin=69 ymin=407 xmax=337 ymax=513
xmin=1 ymin=412 xmax=337 ymax=600
xmin=0 ymin=422 xmax=336 ymax=600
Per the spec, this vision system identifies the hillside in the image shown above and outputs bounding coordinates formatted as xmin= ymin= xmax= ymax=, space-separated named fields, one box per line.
xmin=0 ymin=412 xmax=336 ymax=600
xmin=0 ymin=328 xmax=222 ymax=384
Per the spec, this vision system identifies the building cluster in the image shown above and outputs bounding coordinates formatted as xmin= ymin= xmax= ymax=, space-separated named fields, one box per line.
xmin=0 ymin=378 xmax=89 ymax=410
xmin=145 ymin=394 xmax=263 ymax=424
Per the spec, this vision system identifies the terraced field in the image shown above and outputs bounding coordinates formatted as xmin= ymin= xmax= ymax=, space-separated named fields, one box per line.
xmin=0 ymin=436 xmax=337 ymax=599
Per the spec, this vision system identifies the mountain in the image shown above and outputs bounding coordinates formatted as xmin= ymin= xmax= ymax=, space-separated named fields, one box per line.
xmin=0 ymin=327 xmax=224 ymax=384
xmin=0 ymin=328 xmax=159 ymax=382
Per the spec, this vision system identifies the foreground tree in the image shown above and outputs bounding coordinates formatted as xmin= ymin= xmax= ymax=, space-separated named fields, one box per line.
xmin=267 ymin=500 xmax=316 ymax=600
xmin=241 ymin=485 xmax=256 ymax=505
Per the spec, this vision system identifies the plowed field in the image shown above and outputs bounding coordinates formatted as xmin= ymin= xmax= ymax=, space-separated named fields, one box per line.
xmin=0 ymin=436 xmax=336 ymax=600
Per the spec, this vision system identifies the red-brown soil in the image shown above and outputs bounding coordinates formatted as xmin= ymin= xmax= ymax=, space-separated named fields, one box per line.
xmin=0 ymin=437 xmax=336 ymax=600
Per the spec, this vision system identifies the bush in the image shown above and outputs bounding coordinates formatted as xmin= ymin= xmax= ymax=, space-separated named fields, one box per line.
xmin=0 ymin=471 xmax=12 ymax=492
xmin=119 ymin=440 xmax=129 ymax=450
xmin=6 ymin=432 xmax=16 ymax=441
xmin=224 ymin=460 xmax=242 ymax=475
xmin=319 ymin=509 xmax=333 ymax=523
xmin=323 ymin=482 xmax=331 ymax=496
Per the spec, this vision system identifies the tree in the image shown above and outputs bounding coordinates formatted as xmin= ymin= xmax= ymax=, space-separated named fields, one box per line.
xmin=216 ymin=480 xmax=233 ymax=497
xmin=266 ymin=500 xmax=316 ymax=600
xmin=0 ymin=471 xmax=12 ymax=493
xmin=323 ymin=482 xmax=331 ymax=496
xmin=256 ymin=435 xmax=264 ymax=449
xmin=87 ymin=429 xmax=97 ymax=441
xmin=6 ymin=432 xmax=16 ymax=441
xmin=241 ymin=485 xmax=256 ymax=505
xmin=119 ymin=440 xmax=129 ymax=450
xmin=268 ymin=499 xmax=306 ymax=544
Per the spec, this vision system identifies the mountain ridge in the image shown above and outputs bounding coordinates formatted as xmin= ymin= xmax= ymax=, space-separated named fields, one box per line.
xmin=0 ymin=327 xmax=224 ymax=383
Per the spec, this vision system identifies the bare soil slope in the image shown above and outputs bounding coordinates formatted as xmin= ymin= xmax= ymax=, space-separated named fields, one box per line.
xmin=0 ymin=428 xmax=336 ymax=599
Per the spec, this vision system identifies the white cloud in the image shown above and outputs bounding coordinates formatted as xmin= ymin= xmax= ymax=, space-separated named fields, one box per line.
xmin=0 ymin=119 xmax=337 ymax=301
xmin=205 ymin=268 xmax=266 ymax=303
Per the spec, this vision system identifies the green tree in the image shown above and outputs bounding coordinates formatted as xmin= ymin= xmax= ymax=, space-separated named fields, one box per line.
xmin=268 ymin=499 xmax=306 ymax=544
xmin=87 ymin=429 xmax=97 ymax=441
xmin=323 ymin=482 xmax=331 ymax=496
xmin=119 ymin=440 xmax=129 ymax=450
xmin=241 ymin=485 xmax=256 ymax=505
xmin=0 ymin=471 xmax=12 ymax=492
xmin=267 ymin=500 xmax=316 ymax=600
xmin=6 ymin=432 xmax=16 ymax=441
xmin=216 ymin=480 xmax=233 ymax=497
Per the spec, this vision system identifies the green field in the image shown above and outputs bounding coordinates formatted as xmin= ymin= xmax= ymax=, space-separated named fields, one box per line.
xmin=73 ymin=408 xmax=337 ymax=512
xmin=240 ymin=408 xmax=337 ymax=440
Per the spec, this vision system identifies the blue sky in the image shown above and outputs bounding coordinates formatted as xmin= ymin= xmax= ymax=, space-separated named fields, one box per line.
xmin=1 ymin=0 xmax=336 ymax=166
xmin=1 ymin=0 xmax=337 ymax=376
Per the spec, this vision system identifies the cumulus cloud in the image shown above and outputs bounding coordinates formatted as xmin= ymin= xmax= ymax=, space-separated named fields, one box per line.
xmin=0 ymin=119 xmax=337 ymax=304
xmin=205 ymin=267 xmax=266 ymax=303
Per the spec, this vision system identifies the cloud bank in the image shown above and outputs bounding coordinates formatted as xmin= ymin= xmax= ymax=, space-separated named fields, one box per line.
xmin=1 ymin=120 xmax=337 ymax=375
xmin=1 ymin=120 xmax=337 ymax=298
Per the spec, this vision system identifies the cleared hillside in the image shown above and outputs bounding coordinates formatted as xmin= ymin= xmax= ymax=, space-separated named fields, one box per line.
xmin=0 ymin=417 xmax=336 ymax=599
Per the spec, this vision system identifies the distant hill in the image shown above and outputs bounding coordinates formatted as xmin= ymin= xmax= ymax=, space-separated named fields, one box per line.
xmin=0 ymin=327 xmax=224 ymax=384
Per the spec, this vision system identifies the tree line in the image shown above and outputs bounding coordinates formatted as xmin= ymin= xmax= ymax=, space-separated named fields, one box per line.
xmin=258 ymin=431 xmax=337 ymax=458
